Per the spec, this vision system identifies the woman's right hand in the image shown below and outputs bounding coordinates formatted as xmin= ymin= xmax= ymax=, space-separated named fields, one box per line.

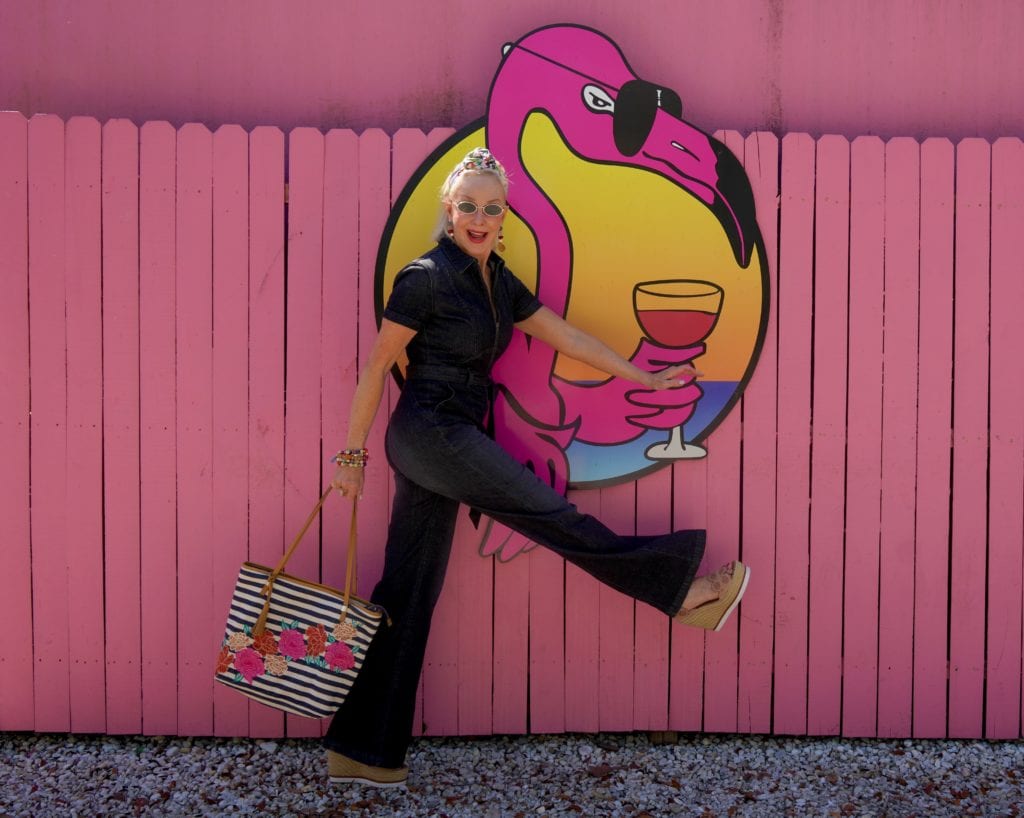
xmin=331 ymin=465 xmax=365 ymax=499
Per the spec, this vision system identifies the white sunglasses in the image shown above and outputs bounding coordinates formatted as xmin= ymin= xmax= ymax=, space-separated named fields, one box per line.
xmin=453 ymin=201 xmax=507 ymax=217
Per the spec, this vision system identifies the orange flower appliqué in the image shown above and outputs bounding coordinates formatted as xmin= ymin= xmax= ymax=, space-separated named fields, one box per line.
xmin=216 ymin=646 xmax=233 ymax=675
xmin=306 ymin=623 xmax=327 ymax=657
xmin=252 ymin=631 xmax=278 ymax=657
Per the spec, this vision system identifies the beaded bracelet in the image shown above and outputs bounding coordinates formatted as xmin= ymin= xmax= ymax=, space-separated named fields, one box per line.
xmin=331 ymin=448 xmax=369 ymax=468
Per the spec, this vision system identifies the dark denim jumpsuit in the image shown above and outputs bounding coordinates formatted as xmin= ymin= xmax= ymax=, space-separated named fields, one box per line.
xmin=324 ymin=238 xmax=705 ymax=768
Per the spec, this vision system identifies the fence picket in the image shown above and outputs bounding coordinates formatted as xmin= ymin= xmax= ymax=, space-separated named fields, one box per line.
xmin=807 ymin=134 xmax=850 ymax=735
xmin=0 ymin=112 xmax=33 ymax=731
xmin=949 ymin=138 xmax=991 ymax=739
xmin=843 ymin=136 xmax=886 ymax=737
xmin=737 ymin=131 xmax=779 ymax=734
xmin=774 ymin=132 xmax=815 ymax=735
xmin=877 ymin=137 xmax=921 ymax=737
xmin=64 ymin=117 xmax=106 ymax=733
xmin=211 ymin=124 xmax=251 ymax=737
xmin=987 ymin=137 xmax=1024 ymax=739
xmin=28 ymin=114 xmax=70 ymax=732
xmin=139 ymin=121 xmax=179 ymax=735
xmin=175 ymin=123 xmax=215 ymax=735
xmin=246 ymin=126 xmax=287 ymax=738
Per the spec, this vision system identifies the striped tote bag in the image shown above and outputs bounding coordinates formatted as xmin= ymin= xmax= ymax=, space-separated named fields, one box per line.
xmin=215 ymin=489 xmax=388 ymax=718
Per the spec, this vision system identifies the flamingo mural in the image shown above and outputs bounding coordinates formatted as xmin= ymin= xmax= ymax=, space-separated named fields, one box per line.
xmin=377 ymin=24 xmax=768 ymax=560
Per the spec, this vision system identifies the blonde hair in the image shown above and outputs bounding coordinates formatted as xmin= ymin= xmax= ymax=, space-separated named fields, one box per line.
xmin=431 ymin=147 xmax=509 ymax=243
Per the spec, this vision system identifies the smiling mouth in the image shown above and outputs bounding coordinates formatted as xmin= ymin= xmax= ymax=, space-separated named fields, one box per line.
xmin=467 ymin=230 xmax=488 ymax=242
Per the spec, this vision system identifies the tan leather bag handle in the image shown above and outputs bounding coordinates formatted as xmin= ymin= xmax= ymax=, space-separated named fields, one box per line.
xmin=253 ymin=487 xmax=359 ymax=636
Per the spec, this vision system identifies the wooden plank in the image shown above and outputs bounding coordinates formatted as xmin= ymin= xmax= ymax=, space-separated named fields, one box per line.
xmin=565 ymin=489 xmax=601 ymax=732
xmin=63 ymin=117 xmax=106 ymax=733
xmin=987 ymin=137 xmax=1024 ymax=739
xmin=211 ymin=124 xmax=251 ymax=737
xmin=912 ymin=138 xmax=954 ymax=739
xmin=101 ymin=118 xmax=142 ymax=734
xmin=139 ymin=120 xmax=179 ymax=735
xmin=0 ymin=112 xmax=34 ymax=731
xmin=633 ymin=467 xmax=670 ymax=731
xmin=28 ymin=114 xmax=70 ymax=732
xmin=319 ymin=127 xmax=360 ymax=737
xmin=175 ymin=122 xmax=215 ymax=736
xmin=598 ymin=482 xmax=635 ymax=731
xmin=492 ymin=554 xmax=529 ymax=733
xmin=529 ymin=535 xmax=566 ymax=733
xmin=807 ymin=134 xmax=850 ymax=736
xmin=669 ymin=456 xmax=707 ymax=731
xmin=703 ymin=406 xmax=742 ymax=733
xmin=773 ymin=132 xmax=815 ymax=735
xmin=356 ymin=129 xmax=392 ymax=598
xmin=877 ymin=137 xmax=921 ymax=737
xmin=247 ymin=126 xmax=286 ymax=738
xmin=843 ymin=136 xmax=886 ymax=737
xmin=948 ymin=138 xmax=990 ymax=739
xmin=737 ymin=131 xmax=779 ymax=735
xmin=282 ymin=126 xmax=326 ymax=739
xmin=700 ymin=129 xmax=743 ymax=734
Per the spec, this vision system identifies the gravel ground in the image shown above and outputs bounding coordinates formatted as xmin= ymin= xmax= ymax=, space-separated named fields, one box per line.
xmin=2 ymin=731 xmax=1022 ymax=817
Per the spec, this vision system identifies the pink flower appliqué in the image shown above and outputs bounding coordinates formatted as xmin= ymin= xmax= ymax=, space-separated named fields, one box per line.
xmin=233 ymin=647 xmax=265 ymax=683
xmin=277 ymin=629 xmax=306 ymax=661
xmin=325 ymin=641 xmax=355 ymax=672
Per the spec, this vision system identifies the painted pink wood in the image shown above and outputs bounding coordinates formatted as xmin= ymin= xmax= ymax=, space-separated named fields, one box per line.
xmin=211 ymin=124 xmax=252 ymax=737
xmin=139 ymin=121 xmax=179 ymax=735
xmin=843 ymin=136 xmax=886 ymax=737
xmin=492 ymin=555 xmax=529 ymax=733
xmin=453 ymin=509 xmax=494 ymax=736
xmin=101 ymin=118 xmax=143 ymax=734
xmin=175 ymin=123 xmax=215 ymax=735
xmin=0 ymin=112 xmax=34 ymax=731
xmin=283 ymin=127 xmax=326 ymax=739
xmin=704 ymin=401 xmax=742 ymax=733
xmin=806 ymin=134 xmax=850 ymax=736
xmin=877 ymin=137 xmax=921 ymax=738
xmin=669 ymin=456 xmax=707 ymax=731
xmin=701 ymin=129 xmax=746 ymax=735
xmin=633 ymin=467 xmax=671 ymax=731
xmin=564 ymin=489 xmax=601 ymax=732
xmin=912 ymin=138 xmax=954 ymax=739
xmin=737 ymin=131 xmax=779 ymax=735
xmin=246 ymin=126 xmax=287 ymax=738
xmin=356 ymin=130 xmax=391 ymax=601
xmin=8 ymin=2 xmax=1024 ymax=142
xmin=987 ymin=138 xmax=1024 ymax=739
xmin=839 ymin=137 xmax=888 ymax=737
xmin=319 ymin=127 xmax=361 ymax=736
xmin=773 ymin=132 xmax=814 ymax=735
xmin=63 ymin=117 xmax=106 ymax=734
xmin=529 ymin=546 xmax=567 ymax=733
xmin=948 ymin=138 xmax=991 ymax=739
xmin=28 ymin=114 xmax=70 ymax=732
xmin=598 ymin=482 xmax=635 ymax=731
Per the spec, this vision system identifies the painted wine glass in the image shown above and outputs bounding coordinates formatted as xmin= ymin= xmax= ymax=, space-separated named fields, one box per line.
xmin=633 ymin=279 xmax=724 ymax=459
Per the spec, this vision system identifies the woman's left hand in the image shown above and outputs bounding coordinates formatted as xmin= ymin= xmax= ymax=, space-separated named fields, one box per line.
xmin=644 ymin=363 xmax=702 ymax=390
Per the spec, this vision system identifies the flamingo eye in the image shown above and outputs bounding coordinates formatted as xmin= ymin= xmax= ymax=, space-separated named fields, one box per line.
xmin=582 ymin=85 xmax=615 ymax=114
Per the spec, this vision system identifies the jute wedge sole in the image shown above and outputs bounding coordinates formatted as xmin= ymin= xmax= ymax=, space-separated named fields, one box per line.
xmin=326 ymin=750 xmax=408 ymax=788
xmin=675 ymin=561 xmax=750 ymax=632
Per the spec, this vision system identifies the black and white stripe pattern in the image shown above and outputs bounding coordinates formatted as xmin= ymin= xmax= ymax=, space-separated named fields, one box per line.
xmin=215 ymin=563 xmax=383 ymax=719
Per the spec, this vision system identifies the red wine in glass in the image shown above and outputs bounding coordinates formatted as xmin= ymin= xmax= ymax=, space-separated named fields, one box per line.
xmin=633 ymin=279 xmax=724 ymax=459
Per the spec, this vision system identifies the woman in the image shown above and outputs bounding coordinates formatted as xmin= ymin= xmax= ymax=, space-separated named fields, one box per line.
xmin=324 ymin=148 xmax=750 ymax=786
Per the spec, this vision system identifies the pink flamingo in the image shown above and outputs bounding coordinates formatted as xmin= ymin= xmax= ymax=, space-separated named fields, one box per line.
xmin=479 ymin=25 xmax=760 ymax=558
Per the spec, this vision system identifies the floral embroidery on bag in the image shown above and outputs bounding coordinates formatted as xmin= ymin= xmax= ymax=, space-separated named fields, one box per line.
xmin=218 ymin=615 xmax=365 ymax=683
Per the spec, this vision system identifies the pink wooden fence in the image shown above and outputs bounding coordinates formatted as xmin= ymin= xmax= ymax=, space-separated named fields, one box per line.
xmin=2 ymin=112 xmax=1022 ymax=740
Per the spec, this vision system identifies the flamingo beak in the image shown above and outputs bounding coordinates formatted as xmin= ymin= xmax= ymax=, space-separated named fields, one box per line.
xmin=640 ymin=116 xmax=759 ymax=269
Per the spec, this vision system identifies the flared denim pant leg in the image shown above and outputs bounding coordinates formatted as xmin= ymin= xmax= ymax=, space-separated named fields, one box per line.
xmin=325 ymin=387 xmax=705 ymax=768
xmin=323 ymin=469 xmax=459 ymax=769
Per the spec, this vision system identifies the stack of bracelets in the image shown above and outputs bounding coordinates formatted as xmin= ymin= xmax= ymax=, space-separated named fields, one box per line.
xmin=331 ymin=448 xmax=369 ymax=468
